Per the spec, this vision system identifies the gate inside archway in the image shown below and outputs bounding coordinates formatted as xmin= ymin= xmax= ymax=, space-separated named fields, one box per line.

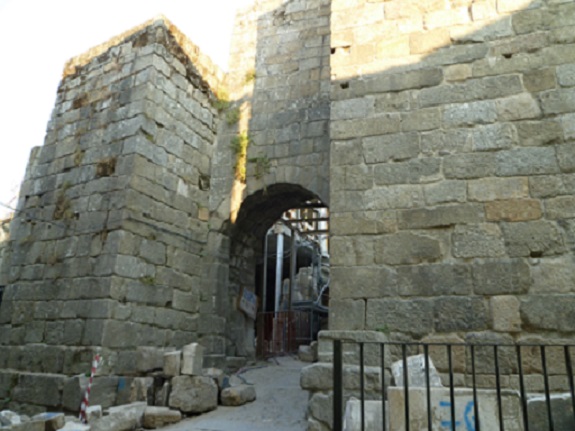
xmin=226 ymin=184 xmax=330 ymax=359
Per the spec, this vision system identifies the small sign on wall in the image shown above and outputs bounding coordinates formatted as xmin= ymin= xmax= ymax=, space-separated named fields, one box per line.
xmin=237 ymin=286 xmax=258 ymax=320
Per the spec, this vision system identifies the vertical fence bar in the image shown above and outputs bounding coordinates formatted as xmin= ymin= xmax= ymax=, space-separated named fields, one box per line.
xmin=424 ymin=344 xmax=432 ymax=431
xmin=360 ymin=342 xmax=365 ymax=431
xmin=565 ymin=346 xmax=575 ymax=427
xmin=381 ymin=344 xmax=386 ymax=431
xmin=448 ymin=345 xmax=456 ymax=431
xmin=517 ymin=345 xmax=529 ymax=431
xmin=333 ymin=339 xmax=343 ymax=431
xmin=494 ymin=345 xmax=504 ymax=431
xmin=403 ymin=344 xmax=410 ymax=431
xmin=471 ymin=345 xmax=480 ymax=431
xmin=541 ymin=345 xmax=554 ymax=431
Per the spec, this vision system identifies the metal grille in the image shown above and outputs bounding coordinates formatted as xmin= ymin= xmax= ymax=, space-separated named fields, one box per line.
xmin=256 ymin=310 xmax=314 ymax=357
xmin=332 ymin=340 xmax=575 ymax=431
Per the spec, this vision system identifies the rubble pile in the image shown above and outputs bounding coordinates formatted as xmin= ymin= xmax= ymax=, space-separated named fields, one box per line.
xmin=0 ymin=343 xmax=256 ymax=431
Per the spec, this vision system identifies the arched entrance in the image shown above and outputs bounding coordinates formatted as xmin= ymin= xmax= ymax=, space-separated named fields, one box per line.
xmin=227 ymin=183 xmax=329 ymax=359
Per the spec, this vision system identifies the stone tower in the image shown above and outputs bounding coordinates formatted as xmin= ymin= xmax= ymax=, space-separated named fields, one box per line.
xmin=1 ymin=0 xmax=575 ymax=413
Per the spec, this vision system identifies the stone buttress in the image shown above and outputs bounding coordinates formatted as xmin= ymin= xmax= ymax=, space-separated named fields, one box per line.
xmin=0 ymin=18 xmax=224 ymax=412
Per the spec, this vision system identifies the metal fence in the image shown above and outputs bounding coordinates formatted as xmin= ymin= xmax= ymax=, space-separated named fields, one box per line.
xmin=332 ymin=340 xmax=575 ymax=431
xmin=256 ymin=310 xmax=314 ymax=357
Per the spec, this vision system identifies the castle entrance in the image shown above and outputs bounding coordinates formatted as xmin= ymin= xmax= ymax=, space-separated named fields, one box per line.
xmin=228 ymin=184 xmax=329 ymax=359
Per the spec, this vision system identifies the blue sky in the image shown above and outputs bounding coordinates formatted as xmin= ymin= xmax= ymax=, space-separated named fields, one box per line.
xmin=0 ymin=0 xmax=252 ymax=218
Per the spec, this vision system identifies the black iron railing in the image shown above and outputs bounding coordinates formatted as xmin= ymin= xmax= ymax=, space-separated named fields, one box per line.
xmin=332 ymin=340 xmax=575 ymax=431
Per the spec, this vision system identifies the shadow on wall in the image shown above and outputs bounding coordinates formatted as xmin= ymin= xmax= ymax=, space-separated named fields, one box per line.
xmin=325 ymin=0 xmax=575 ymax=339
xmin=211 ymin=0 xmax=333 ymax=358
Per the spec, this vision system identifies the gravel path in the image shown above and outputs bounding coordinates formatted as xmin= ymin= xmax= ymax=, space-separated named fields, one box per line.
xmin=161 ymin=356 xmax=309 ymax=431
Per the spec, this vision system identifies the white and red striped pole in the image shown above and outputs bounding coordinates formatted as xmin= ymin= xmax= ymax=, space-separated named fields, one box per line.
xmin=79 ymin=354 xmax=102 ymax=424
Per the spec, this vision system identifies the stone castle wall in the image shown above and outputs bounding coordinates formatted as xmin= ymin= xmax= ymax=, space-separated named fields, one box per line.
xmin=1 ymin=0 xmax=575 ymax=414
xmin=0 ymin=19 xmax=222 ymax=411
xmin=328 ymin=0 xmax=575 ymax=345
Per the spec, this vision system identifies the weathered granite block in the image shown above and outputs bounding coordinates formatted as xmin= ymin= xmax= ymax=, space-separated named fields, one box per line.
xmin=375 ymin=232 xmax=441 ymax=265
xmin=452 ymin=224 xmax=506 ymax=258
xmin=169 ymin=375 xmax=217 ymax=414
xmin=163 ymin=351 xmax=181 ymax=377
xmin=521 ymin=295 xmax=575 ymax=332
xmin=329 ymin=299 xmax=365 ymax=330
xmin=501 ymin=221 xmax=566 ymax=257
xmin=397 ymin=264 xmax=472 ymax=297
xmin=181 ymin=343 xmax=204 ymax=376
xmin=366 ymin=299 xmax=434 ymax=337
xmin=472 ymin=260 xmax=531 ymax=295
xmin=434 ymin=297 xmax=489 ymax=333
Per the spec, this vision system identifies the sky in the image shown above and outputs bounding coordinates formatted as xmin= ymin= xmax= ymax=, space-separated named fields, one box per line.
xmin=0 ymin=0 xmax=253 ymax=218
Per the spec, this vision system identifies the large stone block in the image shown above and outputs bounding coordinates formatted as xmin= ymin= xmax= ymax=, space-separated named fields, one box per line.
xmin=11 ymin=373 xmax=65 ymax=407
xmin=434 ymin=297 xmax=489 ymax=333
xmin=220 ymin=384 xmax=256 ymax=406
xmin=496 ymin=93 xmax=541 ymax=121
xmin=491 ymin=296 xmax=521 ymax=332
xmin=444 ymin=153 xmax=497 ymax=179
xmin=452 ymin=224 xmax=506 ymax=258
xmin=419 ymin=75 xmax=523 ymax=108
xmin=366 ymin=299 xmax=434 ymax=337
xmin=557 ymin=143 xmax=575 ymax=173
xmin=330 ymin=211 xmax=397 ymax=236
xmin=329 ymin=299 xmax=365 ymax=330
xmin=521 ymin=295 xmax=575 ymax=332
xmin=181 ymin=343 xmax=205 ymax=376
xmin=309 ymin=392 xmax=333 ymax=430
xmin=527 ymin=393 xmax=574 ymax=431
xmin=443 ymin=100 xmax=497 ymax=127
xmin=424 ymin=180 xmax=466 ymax=205
xmin=400 ymin=108 xmax=441 ymax=132
xmin=343 ymin=398 xmax=385 ymax=431
xmin=376 ymin=232 xmax=441 ymax=265
xmin=501 ymin=221 xmax=566 ymax=257
xmin=410 ymin=29 xmax=451 ymax=54
xmin=354 ymin=68 xmax=443 ymax=95
xmin=388 ymin=387 xmax=522 ymax=431
xmin=330 ymin=115 xmax=400 ymax=139
xmin=496 ymin=147 xmax=560 ymax=176
xmin=163 ymin=351 xmax=181 ymax=377
xmin=391 ymin=354 xmax=442 ymax=388
xmin=142 ymin=406 xmax=182 ymax=429
xmin=485 ymin=199 xmax=542 ymax=222
xmin=374 ymin=158 xmax=441 ymax=185
xmin=362 ymin=133 xmax=419 ymax=164
xmin=31 ymin=412 xmax=65 ymax=431
xmin=516 ymin=119 xmax=564 ymax=147
xmin=540 ymin=88 xmax=575 ymax=115
xmin=523 ymin=67 xmax=557 ymax=93
xmin=398 ymin=204 xmax=484 ymax=229
xmin=317 ymin=330 xmax=389 ymax=366
xmin=300 ymin=362 xmax=382 ymax=393
xmin=397 ymin=264 xmax=472 ymax=297
xmin=363 ymin=185 xmax=425 ymax=211
xmin=91 ymin=402 xmax=146 ymax=431
xmin=472 ymin=260 xmax=531 ymax=295
xmin=472 ymin=122 xmax=518 ymax=151
xmin=169 ymin=375 xmax=218 ymax=414
xmin=531 ymin=256 xmax=575 ymax=294
xmin=330 ymin=266 xmax=397 ymax=299
xmin=62 ymin=374 xmax=88 ymax=411
xmin=468 ymin=177 xmax=528 ymax=202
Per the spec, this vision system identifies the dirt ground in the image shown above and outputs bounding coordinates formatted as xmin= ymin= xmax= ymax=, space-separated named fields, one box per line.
xmin=161 ymin=355 xmax=309 ymax=431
